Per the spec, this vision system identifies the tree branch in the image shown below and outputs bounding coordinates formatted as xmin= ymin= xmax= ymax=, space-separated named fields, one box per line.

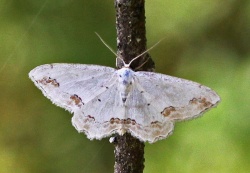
xmin=115 ymin=0 xmax=154 ymax=71
xmin=113 ymin=0 xmax=155 ymax=172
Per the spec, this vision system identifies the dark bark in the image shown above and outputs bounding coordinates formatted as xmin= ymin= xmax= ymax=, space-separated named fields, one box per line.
xmin=113 ymin=0 xmax=155 ymax=173
xmin=115 ymin=0 xmax=154 ymax=71
xmin=113 ymin=134 xmax=145 ymax=173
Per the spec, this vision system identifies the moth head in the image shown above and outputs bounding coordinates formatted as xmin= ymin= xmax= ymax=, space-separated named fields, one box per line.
xmin=116 ymin=54 xmax=148 ymax=70
xmin=95 ymin=32 xmax=163 ymax=70
xmin=116 ymin=38 xmax=164 ymax=70
xmin=116 ymin=56 xmax=130 ymax=68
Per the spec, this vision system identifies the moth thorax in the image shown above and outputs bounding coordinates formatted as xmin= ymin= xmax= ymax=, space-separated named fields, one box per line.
xmin=117 ymin=68 xmax=134 ymax=103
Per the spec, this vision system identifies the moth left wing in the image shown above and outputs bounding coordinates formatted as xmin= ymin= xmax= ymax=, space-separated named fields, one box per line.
xmin=29 ymin=63 xmax=117 ymax=113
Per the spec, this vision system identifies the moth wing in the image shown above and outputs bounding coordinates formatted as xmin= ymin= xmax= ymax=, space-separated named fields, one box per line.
xmin=29 ymin=63 xmax=127 ymax=139
xmin=126 ymin=71 xmax=220 ymax=143
xmin=29 ymin=63 xmax=116 ymax=113
xmin=120 ymin=82 xmax=174 ymax=143
xmin=134 ymin=71 xmax=220 ymax=121
xmin=72 ymin=80 xmax=128 ymax=140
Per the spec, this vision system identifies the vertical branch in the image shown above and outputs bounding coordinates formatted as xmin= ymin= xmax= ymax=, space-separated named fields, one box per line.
xmin=115 ymin=0 xmax=154 ymax=71
xmin=113 ymin=0 xmax=155 ymax=173
xmin=113 ymin=134 xmax=145 ymax=173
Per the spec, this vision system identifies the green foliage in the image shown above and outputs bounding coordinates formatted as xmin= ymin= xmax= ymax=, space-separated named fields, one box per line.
xmin=0 ymin=0 xmax=249 ymax=172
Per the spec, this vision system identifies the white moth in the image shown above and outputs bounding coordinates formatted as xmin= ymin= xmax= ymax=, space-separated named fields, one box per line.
xmin=29 ymin=37 xmax=220 ymax=143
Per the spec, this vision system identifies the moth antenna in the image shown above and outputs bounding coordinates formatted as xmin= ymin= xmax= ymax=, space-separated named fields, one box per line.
xmin=116 ymin=57 xmax=127 ymax=68
xmin=128 ymin=38 xmax=165 ymax=67
xmin=95 ymin=32 xmax=117 ymax=57
xmin=95 ymin=32 xmax=126 ymax=67
xmin=134 ymin=57 xmax=150 ymax=71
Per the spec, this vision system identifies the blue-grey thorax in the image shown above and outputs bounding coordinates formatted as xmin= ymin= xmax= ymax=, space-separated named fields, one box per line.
xmin=117 ymin=67 xmax=134 ymax=103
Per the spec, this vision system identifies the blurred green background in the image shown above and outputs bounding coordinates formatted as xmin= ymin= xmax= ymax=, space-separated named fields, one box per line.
xmin=0 ymin=0 xmax=249 ymax=172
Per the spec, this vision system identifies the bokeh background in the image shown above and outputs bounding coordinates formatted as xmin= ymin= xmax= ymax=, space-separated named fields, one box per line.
xmin=0 ymin=0 xmax=249 ymax=172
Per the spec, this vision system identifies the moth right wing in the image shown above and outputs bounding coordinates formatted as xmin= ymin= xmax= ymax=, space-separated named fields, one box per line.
xmin=134 ymin=71 xmax=220 ymax=122
xmin=123 ymin=71 xmax=220 ymax=143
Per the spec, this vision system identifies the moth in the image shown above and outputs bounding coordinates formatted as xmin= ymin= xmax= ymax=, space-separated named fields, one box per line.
xmin=29 ymin=36 xmax=220 ymax=143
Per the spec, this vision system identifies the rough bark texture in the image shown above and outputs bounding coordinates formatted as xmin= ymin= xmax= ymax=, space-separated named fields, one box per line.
xmin=113 ymin=134 xmax=145 ymax=173
xmin=115 ymin=0 xmax=154 ymax=71
xmin=113 ymin=0 xmax=155 ymax=173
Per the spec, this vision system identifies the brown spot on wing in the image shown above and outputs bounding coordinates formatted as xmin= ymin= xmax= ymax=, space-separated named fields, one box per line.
xmin=109 ymin=118 xmax=136 ymax=125
xmin=200 ymin=98 xmax=212 ymax=107
xmin=69 ymin=94 xmax=83 ymax=107
xmin=161 ymin=106 xmax=176 ymax=117
xmin=189 ymin=98 xmax=198 ymax=104
xmin=87 ymin=115 xmax=95 ymax=121
xmin=38 ymin=77 xmax=59 ymax=87
xmin=151 ymin=121 xmax=162 ymax=128
xmin=190 ymin=97 xmax=213 ymax=109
